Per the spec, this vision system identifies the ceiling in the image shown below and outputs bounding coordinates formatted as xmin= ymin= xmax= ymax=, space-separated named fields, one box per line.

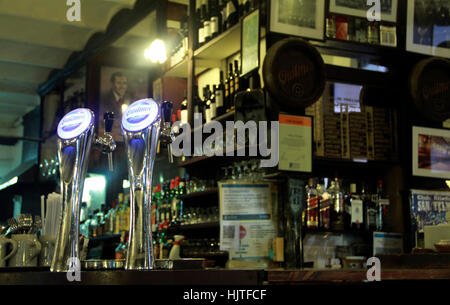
xmin=0 ymin=0 xmax=142 ymax=130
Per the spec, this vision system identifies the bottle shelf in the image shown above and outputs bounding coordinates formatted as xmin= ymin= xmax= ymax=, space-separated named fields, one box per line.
xmin=305 ymin=228 xmax=375 ymax=236
xmin=167 ymin=222 xmax=220 ymax=232
xmin=165 ymin=57 xmax=209 ymax=78
xmin=194 ymin=22 xmax=242 ymax=60
xmin=179 ymin=187 xmax=218 ymax=200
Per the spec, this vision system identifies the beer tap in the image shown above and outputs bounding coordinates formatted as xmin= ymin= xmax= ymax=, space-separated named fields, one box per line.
xmin=121 ymin=98 xmax=173 ymax=270
xmin=51 ymin=109 xmax=116 ymax=272
xmin=95 ymin=112 xmax=116 ymax=171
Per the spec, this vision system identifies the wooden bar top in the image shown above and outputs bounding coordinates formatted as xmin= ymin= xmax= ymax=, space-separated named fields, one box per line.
xmin=266 ymin=268 xmax=450 ymax=283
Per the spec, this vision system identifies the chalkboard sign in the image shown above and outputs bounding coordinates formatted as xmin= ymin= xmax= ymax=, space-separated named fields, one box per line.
xmin=263 ymin=38 xmax=326 ymax=112
xmin=410 ymin=57 xmax=450 ymax=123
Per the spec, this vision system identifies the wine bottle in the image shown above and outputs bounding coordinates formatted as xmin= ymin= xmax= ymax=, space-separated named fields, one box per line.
xmin=233 ymin=60 xmax=240 ymax=93
xmin=198 ymin=8 xmax=205 ymax=47
xmin=227 ymin=62 xmax=234 ymax=112
xmin=209 ymin=0 xmax=220 ymax=38
xmin=215 ymin=71 xmax=225 ymax=116
xmin=225 ymin=0 xmax=238 ymax=30
xmin=209 ymin=85 xmax=217 ymax=120
xmin=202 ymin=0 xmax=211 ymax=43
xmin=203 ymin=86 xmax=211 ymax=123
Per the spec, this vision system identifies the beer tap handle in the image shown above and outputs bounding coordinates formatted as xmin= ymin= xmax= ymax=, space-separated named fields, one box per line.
xmin=161 ymin=102 xmax=173 ymax=124
xmin=104 ymin=112 xmax=114 ymax=133
xmin=104 ymin=112 xmax=115 ymax=171
xmin=161 ymin=102 xmax=174 ymax=163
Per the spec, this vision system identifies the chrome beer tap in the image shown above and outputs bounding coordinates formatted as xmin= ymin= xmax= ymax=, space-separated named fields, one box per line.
xmin=121 ymin=98 xmax=173 ymax=270
xmin=51 ymin=109 xmax=116 ymax=272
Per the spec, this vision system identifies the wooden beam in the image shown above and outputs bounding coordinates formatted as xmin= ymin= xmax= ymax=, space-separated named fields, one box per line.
xmin=37 ymin=0 xmax=164 ymax=97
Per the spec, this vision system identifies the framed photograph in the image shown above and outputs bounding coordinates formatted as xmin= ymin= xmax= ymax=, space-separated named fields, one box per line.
xmin=406 ymin=0 xmax=450 ymax=58
xmin=99 ymin=66 xmax=149 ymax=141
xmin=329 ymin=0 xmax=398 ymax=22
xmin=412 ymin=126 xmax=450 ymax=179
xmin=241 ymin=9 xmax=260 ymax=76
xmin=269 ymin=0 xmax=325 ymax=40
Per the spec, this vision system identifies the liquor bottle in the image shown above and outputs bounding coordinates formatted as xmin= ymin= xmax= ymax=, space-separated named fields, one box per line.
xmin=197 ymin=8 xmax=205 ymax=47
xmin=210 ymin=85 xmax=217 ymax=119
xmin=209 ymin=0 xmax=220 ymax=39
xmin=227 ymin=62 xmax=235 ymax=112
xmin=330 ymin=178 xmax=345 ymax=231
xmin=215 ymin=71 xmax=225 ymax=116
xmin=318 ymin=179 xmax=331 ymax=230
xmin=349 ymin=183 xmax=363 ymax=230
xmin=305 ymin=178 xmax=320 ymax=229
xmin=202 ymin=0 xmax=211 ymax=43
xmin=115 ymin=231 xmax=127 ymax=259
xmin=363 ymin=181 xmax=377 ymax=231
xmin=376 ymin=179 xmax=388 ymax=231
xmin=180 ymin=89 xmax=188 ymax=125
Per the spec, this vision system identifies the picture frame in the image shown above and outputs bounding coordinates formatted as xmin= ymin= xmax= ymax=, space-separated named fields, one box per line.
xmin=406 ymin=0 xmax=450 ymax=59
xmin=241 ymin=9 xmax=260 ymax=77
xmin=98 ymin=66 xmax=149 ymax=142
xmin=329 ymin=0 xmax=398 ymax=22
xmin=412 ymin=126 xmax=450 ymax=179
xmin=269 ymin=0 xmax=325 ymax=40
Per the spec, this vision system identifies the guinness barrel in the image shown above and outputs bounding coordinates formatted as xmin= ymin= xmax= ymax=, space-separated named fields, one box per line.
xmin=263 ymin=38 xmax=326 ymax=112
xmin=409 ymin=57 xmax=450 ymax=123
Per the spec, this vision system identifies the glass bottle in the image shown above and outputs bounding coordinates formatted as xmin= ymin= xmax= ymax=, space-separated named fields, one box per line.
xmin=203 ymin=0 xmax=211 ymax=43
xmin=215 ymin=71 xmax=225 ymax=116
xmin=305 ymin=178 xmax=320 ymax=229
xmin=331 ymin=178 xmax=345 ymax=231
xmin=363 ymin=181 xmax=377 ymax=231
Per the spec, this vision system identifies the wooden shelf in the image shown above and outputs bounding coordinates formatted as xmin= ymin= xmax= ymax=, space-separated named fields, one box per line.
xmin=305 ymin=228 xmax=374 ymax=236
xmin=165 ymin=57 xmax=209 ymax=78
xmin=194 ymin=22 xmax=242 ymax=60
xmin=179 ymin=187 xmax=218 ymax=200
xmin=168 ymin=222 xmax=220 ymax=232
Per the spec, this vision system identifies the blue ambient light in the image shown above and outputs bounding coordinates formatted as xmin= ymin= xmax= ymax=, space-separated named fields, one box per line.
xmin=122 ymin=99 xmax=159 ymax=132
xmin=57 ymin=108 xmax=93 ymax=140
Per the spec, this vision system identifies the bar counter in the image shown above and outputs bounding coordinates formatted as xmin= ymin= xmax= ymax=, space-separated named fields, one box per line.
xmin=1 ymin=266 xmax=449 ymax=285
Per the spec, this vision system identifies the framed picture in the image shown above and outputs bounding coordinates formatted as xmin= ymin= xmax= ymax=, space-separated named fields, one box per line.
xmin=241 ymin=9 xmax=260 ymax=76
xmin=329 ymin=0 xmax=398 ymax=22
xmin=406 ymin=0 xmax=450 ymax=58
xmin=269 ymin=0 xmax=325 ymax=40
xmin=99 ymin=66 xmax=149 ymax=141
xmin=412 ymin=126 xmax=450 ymax=179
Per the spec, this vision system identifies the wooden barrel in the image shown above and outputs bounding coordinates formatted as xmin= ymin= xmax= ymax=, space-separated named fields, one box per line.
xmin=263 ymin=38 xmax=326 ymax=112
xmin=409 ymin=57 xmax=450 ymax=123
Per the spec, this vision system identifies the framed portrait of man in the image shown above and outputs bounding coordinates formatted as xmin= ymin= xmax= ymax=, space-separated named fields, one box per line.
xmin=98 ymin=66 xmax=149 ymax=141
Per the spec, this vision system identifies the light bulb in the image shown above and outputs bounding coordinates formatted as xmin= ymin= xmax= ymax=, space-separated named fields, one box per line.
xmin=144 ymin=39 xmax=167 ymax=64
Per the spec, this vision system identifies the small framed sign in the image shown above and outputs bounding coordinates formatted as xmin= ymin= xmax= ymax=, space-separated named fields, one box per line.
xmin=412 ymin=126 xmax=450 ymax=179
xmin=241 ymin=9 xmax=260 ymax=76
xmin=278 ymin=114 xmax=313 ymax=172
